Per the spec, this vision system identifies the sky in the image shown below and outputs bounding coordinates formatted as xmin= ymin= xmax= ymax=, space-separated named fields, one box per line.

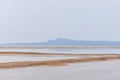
xmin=0 ymin=0 xmax=120 ymax=43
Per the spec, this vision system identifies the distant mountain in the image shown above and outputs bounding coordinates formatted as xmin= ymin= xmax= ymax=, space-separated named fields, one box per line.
xmin=1 ymin=38 xmax=120 ymax=46
xmin=39 ymin=38 xmax=120 ymax=46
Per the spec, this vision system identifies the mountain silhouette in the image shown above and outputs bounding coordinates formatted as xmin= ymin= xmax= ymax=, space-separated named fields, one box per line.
xmin=39 ymin=38 xmax=120 ymax=45
xmin=2 ymin=38 xmax=120 ymax=46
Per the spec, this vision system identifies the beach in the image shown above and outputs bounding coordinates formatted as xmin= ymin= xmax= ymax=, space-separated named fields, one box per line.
xmin=0 ymin=57 xmax=120 ymax=80
xmin=0 ymin=47 xmax=120 ymax=80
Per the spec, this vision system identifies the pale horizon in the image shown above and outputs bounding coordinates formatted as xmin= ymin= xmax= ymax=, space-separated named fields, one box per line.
xmin=0 ymin=0 xmax=120 ymax=43
xmin=1 ymin=37 xmax=120 ymax=45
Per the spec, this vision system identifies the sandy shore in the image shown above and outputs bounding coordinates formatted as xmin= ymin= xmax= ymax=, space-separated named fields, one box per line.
xmin=0 ymin=51 xmax=120 ymax=80
xmin=0 ymin=60 xmax=120 ymax=80
xmin=0 ymin=52 xmax=120 ymax=80
xmin=0 ymin=52 xmax=118 ymax=56
xmin=0 ymin=52 xmax=120 ymax=69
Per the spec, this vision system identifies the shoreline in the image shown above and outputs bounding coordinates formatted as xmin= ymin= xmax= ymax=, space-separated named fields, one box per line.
xmin=0 ymin=52 xmax=120 ymax=56
xmin=0 ymin=52 xmax=120 ymax=69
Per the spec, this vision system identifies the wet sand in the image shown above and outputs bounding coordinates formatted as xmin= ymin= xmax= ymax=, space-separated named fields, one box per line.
xmin=0 ymin=60 xmax=120 ymax=80
xmin=0 ymin=51 xmax=120 ymax=80
xmin=0 ymin=52 xmax=120 ymax=69
xmin=0 ymin=47 xmax=120 ymax=80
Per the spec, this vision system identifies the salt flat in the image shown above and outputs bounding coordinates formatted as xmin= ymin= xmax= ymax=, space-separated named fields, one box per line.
xmin=0 ymin=60 xmax=120 ymax=80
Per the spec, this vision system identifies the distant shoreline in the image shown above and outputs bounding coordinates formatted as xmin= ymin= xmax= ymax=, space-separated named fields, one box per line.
xmin=1 ymin=45 xmax=120 ymax=49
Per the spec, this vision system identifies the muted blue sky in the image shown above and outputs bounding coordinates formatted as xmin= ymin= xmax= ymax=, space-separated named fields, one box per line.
xmin=0 ymin=0 xmax=120 ymax=43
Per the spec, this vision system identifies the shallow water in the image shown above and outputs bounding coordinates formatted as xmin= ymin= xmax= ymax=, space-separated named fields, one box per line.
xmin=0 ymin=55 xmax=80 ymax=63
xmin=0 ymin=47 xmax=120 ymax=54
xmin=1 ymin=60 xmax=120 ymax=80
xmin=0 ymin=46 xmax=120 ymax=80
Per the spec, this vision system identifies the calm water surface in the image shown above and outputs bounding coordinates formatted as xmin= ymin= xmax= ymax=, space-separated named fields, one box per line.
xmin=0 ymin=46 xmax=120 ymax=54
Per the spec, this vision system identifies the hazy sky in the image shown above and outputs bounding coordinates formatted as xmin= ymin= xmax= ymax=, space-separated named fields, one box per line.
xmin=0 ymin=0 xmax=120 ymax=43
